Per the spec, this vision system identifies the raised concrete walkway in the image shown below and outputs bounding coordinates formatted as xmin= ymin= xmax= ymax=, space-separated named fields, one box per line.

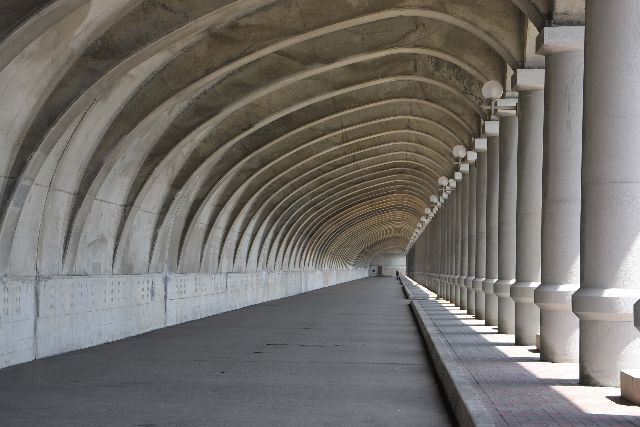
xmin=410 ymin=290 xmax=640 ymax=426
xmin=0 ymin=277 xmax=452 ymax=426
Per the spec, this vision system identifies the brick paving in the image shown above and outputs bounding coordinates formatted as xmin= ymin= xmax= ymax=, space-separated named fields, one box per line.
xmin=413 ymin=297 xmax=640 ymax=426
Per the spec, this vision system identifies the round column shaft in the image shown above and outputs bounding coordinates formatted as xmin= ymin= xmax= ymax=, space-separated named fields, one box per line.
xmin=435 ymin=212 xmax=441 ymax=296
xmin=450 ymin=189 xmax=456 ymax=302
xmin=460 ymin=176 xmax=469 ymax=309
xmin=483 ymin=135 xmax=500 ymax=326
xmin=513 ymin=71 xmax=545 ymax=346
xmin=455 ymin=183 xmax=462 ymax=306
xmin=466 ymin=165 xmax=477 ymax=315
xmin=474 ymin=150 xmax=488 ymax=319
xmin=446 ymin=200 xmax=453 ymax=301
xmin=441 ymin=202 xmax=448 ymax=300
xmin=437 ymin=209 xmax=445 ymax=299
xmin=496 ymin=114 xmax=518 ymax=335
xmin=574 ymin=0 xmax=640 ymax=386
xmin=535 ymin=27 xmax=583 ymax=363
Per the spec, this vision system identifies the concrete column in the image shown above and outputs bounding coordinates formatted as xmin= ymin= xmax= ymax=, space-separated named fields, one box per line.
xmin=535 ymin=26 xmax=583 ymax=363
xmin=460 ymin=176 xmax=469 ymax=310
xmin=454 ymin=183 xmax=462 ymax=306
xmin=466 ymin=165 xmax=477 ymax=315
xmin=496 ymin=114 xmax=518 ymax=335
xmin=450 ymin=187 xmax=457 ymax=303
xmin=449 ymin=196 xmax=455 ymax=300
xmin=483 ymin=135 xmax=500 ymax=326
xmin=448 ymin=196 xmax=455 ymax=302
xmin=573 ymin=0 xmax=640 ymax=386
xmin=431 ymin=212 xmax=442 ymax=296
xmin=512 ymin=70 xmax=545 ymax=345
xmin=445 ymin=201 xmax=452 ymax=301
xmin=474 ymin=150 xmax=488 ymax=319
xmin=437 ymin=209 xmax=444 ymax=299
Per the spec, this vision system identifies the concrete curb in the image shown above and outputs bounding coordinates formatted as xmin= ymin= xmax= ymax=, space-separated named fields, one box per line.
xmin=402 ymin=283 xmax=429 ymax=300
xmin=409 ymin=300 xmax=496 ymax=427
xmin=399 ymin=276 xmax=430 ymax=300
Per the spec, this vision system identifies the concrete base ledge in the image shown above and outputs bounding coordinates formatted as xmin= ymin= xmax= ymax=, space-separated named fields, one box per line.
xmin=621 ymin=369 xmax=640 ymax=405
xmin=0 ymin=269 xmax=367 ymax=370
xmin=400 ymin=276 xmax=431 ymax=300
xmin=409 ymin=301 xmax=495 ymax=427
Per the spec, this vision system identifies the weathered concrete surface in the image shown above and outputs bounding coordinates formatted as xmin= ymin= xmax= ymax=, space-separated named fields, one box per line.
xmin=0 ymin=269 xmax=367 ymax=369
xmin=0 ymin=277 xmax=452 ymax=426
xmin=411 ymin=295 xmax=640 ymax=426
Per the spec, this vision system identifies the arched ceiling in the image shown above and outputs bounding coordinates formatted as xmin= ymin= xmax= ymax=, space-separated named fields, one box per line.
xmin=0 ymin=0 xmax=573 ymax=276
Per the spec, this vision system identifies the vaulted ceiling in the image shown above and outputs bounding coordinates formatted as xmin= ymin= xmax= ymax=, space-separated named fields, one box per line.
xmin=0 ymin=0 xmax=583 ymax=276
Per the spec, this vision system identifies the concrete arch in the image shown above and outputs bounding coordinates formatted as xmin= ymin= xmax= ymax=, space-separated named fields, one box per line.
xmin=63 ymin=54 xmax=483 ymax=276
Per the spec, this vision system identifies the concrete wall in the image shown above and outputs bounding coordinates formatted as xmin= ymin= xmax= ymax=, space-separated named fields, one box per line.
xmin=0 ymin=269 xmax=367 ymax=370
xmin=369 ymin=249 xmax=406 ymax=277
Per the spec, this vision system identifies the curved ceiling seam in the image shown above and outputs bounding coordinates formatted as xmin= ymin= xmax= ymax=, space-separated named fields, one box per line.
xmin=299 ymin=195 xmax=425 ymax=268
xmin=312 ymin=210 xmax=415 ymax=269
xmin=231 ymin=175 xmax=432 ymax=270
xmin=355 ymin=237 xmax=409 ymax=263
xmin=207 ymin=126 xmax=451 ymax=268
xmin=240 ymin=164 xmax=434 ymax=269
xmin=0 ymin=0 xmax=90 ymax=72
xmin=2 ymin=1 xmax=528 ymax=276
xmin=2 ymin=49 xmax=181 ymax=277
xmin=315 ymin=211 xmax=418 ymax=269
xmin=237 ymin=172 xmax=431 ymax=270
xmin=309 ymin=206 xmax=418 ymax=268
xmin=125 ymin=102 xmax=456 ymax=273
xmin=220 ymin=144 xmax=446 ymax=271
xmin=69 ymin=40 xmax=489 ymax=245
xmin=299 ymin=189 xmax=429 ymax=269
xmin=110 ymin=62 xmax=482 ymax=270
xmin=262 ymin=152 xmax=446 ymax=270
xmin=160 ymin=106 xmax=464 ymax=269
xmin=200 ymin=136 xmax=444 ymax=272
xmin=107 ymin=51 xmax=485 ymax=256
xmin=73 ymin=62 xmax=482 ymax=269
xmin=308 ymin=203 xmax=422 ymax=269
xmin=53 ymin=4 xmax=505 ymax=242
xmin=321 ymin=226 xmax=405 ymax=269
xmin=1 ymin=4 xmax=519 ymax=203
xmin=71 ymin=50 xmax=477 ymax=273
xmin=249 ymin=173 xmax=434 ymax=271
xmin=130 ymin=75 xmax=479 ymax=273
xmin=272 ymin=146 xmax=446 ymax=267
xmin=354 ymin=237 xmax=408 ymax=267
xmin=249 ymin=158 xmax=440 ymax=270
xmin=303 ymin=195 xmax=425 ymax=268
xmin=2 ymin=0 xmax=282 ymax=219
xmin=0 ymin=0 xmax=138 ymax=221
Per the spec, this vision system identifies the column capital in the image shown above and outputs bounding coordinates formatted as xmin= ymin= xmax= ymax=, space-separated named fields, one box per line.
xmin=473 ymin=137 xmax=487 ymax=153
xmin=512 ymin=68 xmax=545 ymax=92
xmin=536 ymin=26 xmax=585 ymax=56
xmin=482 ymin=120 xmax=500 ymax=136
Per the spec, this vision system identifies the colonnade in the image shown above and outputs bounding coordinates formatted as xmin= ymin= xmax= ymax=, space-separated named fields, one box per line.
xmin=408 ymin=1 xmax=640 ymax=388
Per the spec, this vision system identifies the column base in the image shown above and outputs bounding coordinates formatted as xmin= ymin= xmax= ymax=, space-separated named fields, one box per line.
xmin=483 ymin=278 xmax=499 ymax=326
xmin=573 ymin=288 xmax=640 ymax=386
xmin=535 ymin=283 xmax=579 ymax=362
xmin=540 ymin=309 xmax=579 ymax=362
xmin=495 ymin=279 xmax=515 ymax=334
xmin=473 ymin=277 xmax=485 ymax=320
xmin=580 ymin=319 xmax=640 ymax=387
xmin=464 ymin=276 xmax=475 ymax=315
xmin=621 ymin=370 xmax=640 ymax=405
xmin=453 ymin=275 xmax=461 ymax=306
xmin=512 ymin=281 xmax=541 ymax=345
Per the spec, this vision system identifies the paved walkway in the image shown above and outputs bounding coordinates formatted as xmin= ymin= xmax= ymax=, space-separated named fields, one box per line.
xmin=0 ymin=277 xmax=452 ymax=426
xmin=412 ymin=296 xmax=640 ymax=426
